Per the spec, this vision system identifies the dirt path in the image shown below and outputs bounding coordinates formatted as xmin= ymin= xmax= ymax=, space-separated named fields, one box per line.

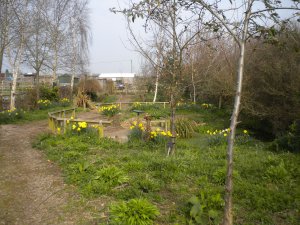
xmin=0 ymin=121 xmax=91 ymax=225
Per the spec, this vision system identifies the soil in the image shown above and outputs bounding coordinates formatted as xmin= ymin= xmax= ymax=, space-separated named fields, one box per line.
xmin=0 ymin=121 xmax=97 ymax=225
xmin=0 ymin=96 xmax=135 ymax=224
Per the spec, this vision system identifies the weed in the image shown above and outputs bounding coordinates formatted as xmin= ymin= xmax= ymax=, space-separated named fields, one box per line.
xmin=109 ymin=198 xmax=159 ymax=225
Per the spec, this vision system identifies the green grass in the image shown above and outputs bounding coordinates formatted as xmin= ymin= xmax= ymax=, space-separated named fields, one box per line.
xmin=0 ymin=106 xmax=79 ymax=125
xmin=34 ymin=129 xmax=300 ymax=224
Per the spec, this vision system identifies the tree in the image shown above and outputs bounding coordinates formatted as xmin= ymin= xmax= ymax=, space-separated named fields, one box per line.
xmin=5 ymin=0 xmax=29 ymax=110
xmin=24 ymin=0 xmax=52 ymax=101
xmin=68 ymin=0 xmax=90 ymax=99
xmin=188 ymin=0 xmax=300 ymax=224
xmin=44 ymin=0 xmax=73 ymax=81
xmin=113 ymin=0 xmax=210 ymax=155
xmin=0 ymin=0 xmax=15 ymax=74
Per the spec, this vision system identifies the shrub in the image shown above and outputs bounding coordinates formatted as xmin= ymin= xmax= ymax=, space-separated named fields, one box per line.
xmin=39 ymin=85 xmax=59 ymax=102
xmin=272 ymin=120 xmax=300 ymax=152
xmin=109 ymin=198 xmax=159 ymax=225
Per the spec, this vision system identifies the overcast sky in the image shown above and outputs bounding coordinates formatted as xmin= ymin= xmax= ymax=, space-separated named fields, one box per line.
xmin=89 ymin=0 xmax=142 ymax=74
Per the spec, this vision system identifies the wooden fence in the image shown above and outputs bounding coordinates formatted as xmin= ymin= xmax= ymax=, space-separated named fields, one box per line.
xmin=96 ymin=101 xmax=169 ymax=109
xmin=48 ymin=107 xmax=112 ymax=138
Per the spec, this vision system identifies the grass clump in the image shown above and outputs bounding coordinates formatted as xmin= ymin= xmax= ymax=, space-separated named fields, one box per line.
xmin=109 ymin=198 xmax=159 ymax=225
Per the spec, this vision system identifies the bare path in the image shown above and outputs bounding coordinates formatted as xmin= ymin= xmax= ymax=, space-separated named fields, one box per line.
xmin=0 ymin=121 xmax=92 ymax=225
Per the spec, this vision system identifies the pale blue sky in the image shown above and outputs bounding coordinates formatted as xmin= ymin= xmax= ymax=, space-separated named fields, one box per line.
xmin=88 ymin=0 xmax=142 ymax=74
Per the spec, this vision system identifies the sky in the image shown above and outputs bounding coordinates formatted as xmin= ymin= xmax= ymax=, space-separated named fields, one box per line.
xmin=88 ymin=0 xmax=142 ymax=74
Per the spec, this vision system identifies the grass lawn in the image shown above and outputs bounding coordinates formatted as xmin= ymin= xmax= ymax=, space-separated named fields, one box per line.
xmin=33 ymin=106 xmax=300 ymax=224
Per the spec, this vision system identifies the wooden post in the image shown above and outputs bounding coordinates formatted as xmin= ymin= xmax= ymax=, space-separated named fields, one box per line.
xmin=72 ymin=108 xmax=76 ymax=119
xmin=63 ymin=119 xmax=67 ymax=134
xmin=164 ymin=102 xmax=166 ymax=109
xmin=98 ymin=121 xmax=104 ymax=138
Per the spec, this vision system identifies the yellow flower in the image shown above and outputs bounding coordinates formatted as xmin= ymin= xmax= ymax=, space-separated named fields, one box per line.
xmin=224 ymin=133 xmax=227 ymax=137
xmin=57 ymin=127 xmax=61 ymax=133
xmin=133 ymin=121 xmax=137 ymax=126
xmin=156 ymin=128 xmax=161 ymax=132
xmin=161 ymin=131 xmax=166 ymax=136
xmin=167 ymin=131 xmax=172 ymax=137
xmin=77 ymin=127 xmax=81 ymax=132
xmin=70 ymin=116 xmax=74 ymax=120
xmin=130 ymin=126 xmax=134 ymax=130
xmin=72 ymin=124 xmax=76 ymax=130
xmin=206 ymin=130 xmax=210 ymax=134
xmin=138 ymin=123 xmax=143 ymax=128
xmin=243 ymin=130 xmax=248 ymax=134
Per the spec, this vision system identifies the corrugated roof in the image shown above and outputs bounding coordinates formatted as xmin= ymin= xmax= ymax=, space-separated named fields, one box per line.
xmin=98 ymin=73 xmax=135 ymax=78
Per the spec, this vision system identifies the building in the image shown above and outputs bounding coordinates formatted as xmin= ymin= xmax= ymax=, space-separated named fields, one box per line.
xmin=97 ymin=73 xmax=135 ymax=90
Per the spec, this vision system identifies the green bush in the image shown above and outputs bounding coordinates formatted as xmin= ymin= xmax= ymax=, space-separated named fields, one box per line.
xmin=272 ymin=120 xmax=300 ymax=152
xmin=109 ymin=198 xmax=159 ymax=225
xmin=40 ymin=85 xmax=59 ymax=102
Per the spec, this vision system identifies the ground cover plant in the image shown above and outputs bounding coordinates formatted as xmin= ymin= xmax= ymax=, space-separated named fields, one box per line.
xmin=34 ymin=105 xmax=300 ymax=224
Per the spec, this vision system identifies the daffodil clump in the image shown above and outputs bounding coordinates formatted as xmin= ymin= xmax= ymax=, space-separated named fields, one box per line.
xmin=206 ymin=128 xmax=250 ymax=146
xmin=201 ymin=103 xmax=213 ymax=109
xmin=71 ymin=121 xmax=88 ymax=133
xmin=59 ymin=98 xmax=71 ymax=107
xmin=37 ymin=99 xmax=52 ymax=109
xmin=0 ymin=108 xmax=25 ymax=124
xmin=129 ymin=121 xmax=173 ymax=143
xmin=206 ymin=128 xmax=230 ymax=146
xmin=99 ymin=104 xmax=120 ymax=117
xmin=132 ymin=102 xmax=142 ymax=110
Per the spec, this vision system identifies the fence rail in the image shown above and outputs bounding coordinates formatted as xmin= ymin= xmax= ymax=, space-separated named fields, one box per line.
xmin=96 ymin=101 xmax=169 ymax=109
xmin=48 ymin=107 xmax=112 ymax=138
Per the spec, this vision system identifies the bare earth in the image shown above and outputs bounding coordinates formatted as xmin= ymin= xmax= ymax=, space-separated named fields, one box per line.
xmin=0 ymin=121 xmax=94 ymax=225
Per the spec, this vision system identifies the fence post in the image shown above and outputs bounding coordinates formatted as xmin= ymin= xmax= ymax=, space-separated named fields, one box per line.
xmin=164 ymin=102 xmax=166 ymax=109
xmin=63 ymin=119 xmax=67 ymax=134
xmin=72 ymin=108 xmax=76 ymax=119
xmin=98 ymin=121 xmax=104 ymax=138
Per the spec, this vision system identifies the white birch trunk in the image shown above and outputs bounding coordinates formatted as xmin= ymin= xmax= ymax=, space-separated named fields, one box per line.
xmin=222 ymin=1 xmax=253 ymax=224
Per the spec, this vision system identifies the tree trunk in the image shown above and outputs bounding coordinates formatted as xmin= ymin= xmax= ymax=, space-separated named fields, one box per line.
xmin=10 ymin=69 xmax=18 ymax=110
xmin=218 ymin=95 xmax=222 ymax=109
xmin=36 ymin=69 xmax=40 ymax=101
xmin=153 ymin=69 xmax=159 ymax=102
xmin=167 ymin=93 xmax=176 ymax=156
xmin=0 ymin=48 xmax=4 ymax=74
xmin=191 ymin=65 xmax=196 ymax=103
xmin=222 ymin=2 xmax=252 ymax=223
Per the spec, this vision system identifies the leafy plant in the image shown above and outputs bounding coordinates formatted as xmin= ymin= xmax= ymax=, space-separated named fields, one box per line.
xmin=109 ymin=198 xmax=159 ymax=225
xmin=175 ymin=117 xmax=197 ymax=138
xmin=99 ymin=104 xmax=120 ymax=117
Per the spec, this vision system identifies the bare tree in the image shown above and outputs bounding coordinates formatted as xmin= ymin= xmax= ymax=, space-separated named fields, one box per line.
xmin=44 ymin=0 xmax=72 ymax=81
xmin=6 ymin=0 xmax=29 ymax=110
xmin=24 ymin=0 xmax=52 ymax=101
xmin=68 ymin=0 xmax=90 ymax=99
xmin=188 ymin=0 xmax=300 ymax=224
xmin=0 ymin=0 xmax=15 ymax=74
xmin=113 ymin=0 xmax=209 ymax=155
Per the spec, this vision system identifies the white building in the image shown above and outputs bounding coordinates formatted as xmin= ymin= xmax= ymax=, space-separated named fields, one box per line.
xmin=98 ymin=73 xmax=135 ymax=84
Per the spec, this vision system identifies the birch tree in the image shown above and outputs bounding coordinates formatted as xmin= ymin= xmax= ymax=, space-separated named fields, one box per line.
xmin=7 ymin=0 xmax=29 ymax=110
xmin=0 ymin=0 xmax=15 ymax=74
xmin=68 ymin=0 xmax=90 ymax=99
xmin=187 ymin=0 xmax=300 ymax=224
